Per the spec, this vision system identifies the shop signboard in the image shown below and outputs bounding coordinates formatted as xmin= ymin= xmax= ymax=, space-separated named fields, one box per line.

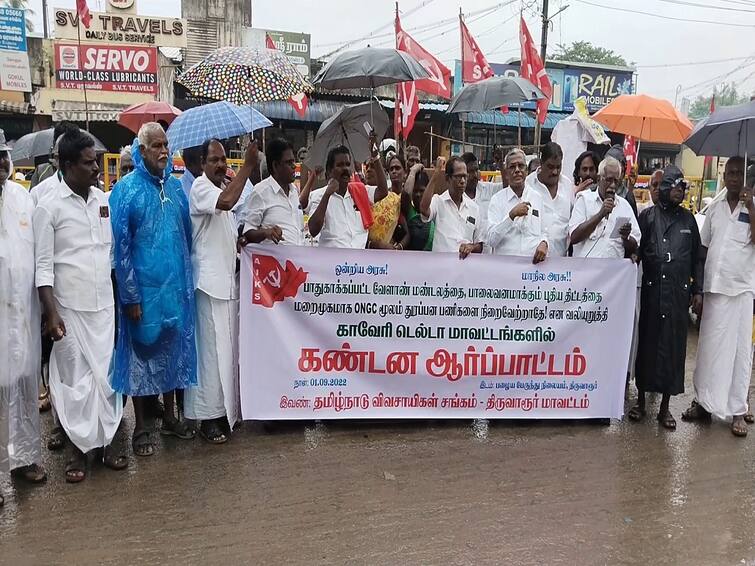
xmin=242 ymin=27 xmax=311 ymax=78
xmin=54 ymin=9 xmax=187 ymax=48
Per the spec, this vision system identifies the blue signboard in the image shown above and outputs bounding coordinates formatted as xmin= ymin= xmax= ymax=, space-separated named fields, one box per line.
xmin=0 ymin=8 xmax=27 ymax=52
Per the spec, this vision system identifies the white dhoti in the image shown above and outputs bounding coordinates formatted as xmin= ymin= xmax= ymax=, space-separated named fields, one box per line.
xmin=49 ymin=304 xmax=123 ymax=453
xmin=185 ymin=290 xmax=240 ymax=427
xmin=693 ymin=292 xmax=754 ymax=420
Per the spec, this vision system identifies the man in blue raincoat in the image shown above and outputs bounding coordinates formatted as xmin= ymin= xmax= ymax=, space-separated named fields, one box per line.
xmin=110 ymin=122 xmax=197 ymax=457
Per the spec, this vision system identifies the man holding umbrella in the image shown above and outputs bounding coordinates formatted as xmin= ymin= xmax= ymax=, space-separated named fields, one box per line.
xmin=682 ymin=157 xmax=755 ymax=436
xmin=630 ymin=165 xmax=703 ymax=430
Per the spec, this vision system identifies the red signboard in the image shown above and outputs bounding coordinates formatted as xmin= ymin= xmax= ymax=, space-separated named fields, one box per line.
xmin=54 ymin=42 xmax=157 ymax=94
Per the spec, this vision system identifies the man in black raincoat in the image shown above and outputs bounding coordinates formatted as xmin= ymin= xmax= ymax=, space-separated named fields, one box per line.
xmin=630 ymin=165 xmax=703 ymax=430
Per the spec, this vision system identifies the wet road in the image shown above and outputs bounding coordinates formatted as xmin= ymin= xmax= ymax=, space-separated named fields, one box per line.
xmin=2 ymin=330 xmax=755 ymax=566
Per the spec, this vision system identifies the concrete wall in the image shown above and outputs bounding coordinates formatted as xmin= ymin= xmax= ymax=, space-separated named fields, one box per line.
xmin=182 ymin=0 xmax=252 ymax=67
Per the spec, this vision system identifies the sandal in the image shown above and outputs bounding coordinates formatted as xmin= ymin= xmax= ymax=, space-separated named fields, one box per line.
xmin=160 ymin=417 xmax=196 ymax=440
xmin=38 ymin=389 xmax=51 ymax=413
xmin=627 ymin=404 xmax=646 ymax=421
xmin=657 ymin=411 xmax=677 ymax=430
xmin=102 ymin=447 xmax=129 ymax=471
xmin=47 ymin=427 xmax=66 ymax=451
xmin=65 ymin=453 xmax=87 ymax=484
xmin=681 ymin=400 xmax=711 ymax=422
xmin=732 ymin=417 xmax=749 ymax=437
xmin=11 ymin=463 xmax=47 ymax=484
xmin=745 ymin=411 xmax=754 ymax=424
xmin=132 ymin=429 xmax=155 ymax=457
xmin=199 ymin=420 xmax=228 ymax=445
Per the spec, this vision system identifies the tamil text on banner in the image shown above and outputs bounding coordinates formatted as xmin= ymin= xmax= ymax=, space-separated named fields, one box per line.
xmin=240 ymin=246 xmax=636 ymax=420
xmin=54 ymin=42 xmax=158 ymax=95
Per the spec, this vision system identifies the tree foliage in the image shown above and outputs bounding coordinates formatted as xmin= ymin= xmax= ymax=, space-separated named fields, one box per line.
xmin=688 ymin=83 xmax=749 ymax=121
xmin=553 ymin=41 xmax=628 ymax=67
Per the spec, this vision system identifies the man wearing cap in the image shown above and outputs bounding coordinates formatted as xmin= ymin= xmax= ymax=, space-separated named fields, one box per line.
xmin=682 ymin=157 xmax=755 ymax=436
xmin=630 ymin=165 xmax=703 ymax=430
xmin=0 ymin=130 xmax=48 ymax=503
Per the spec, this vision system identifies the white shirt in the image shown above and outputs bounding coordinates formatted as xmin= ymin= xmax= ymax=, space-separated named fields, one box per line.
xmin=569 ymin=190 xmax=641 ymax=259
xmin=307 ymin=184 xmax=377 ymax=249
xmin=422 ymin=191 xmax=481 ymax=253
xmin=525 ymin=171 xmax=574 ymax=257
xmin=472 ymin=181 xmax=503 ymax=242
xmin=33 ymin=181 xmax=113 ymax=312
xmin=190 ymin=174 xmax=239 ymax=301
xmin=30 ymin=171 xmax=61 ymax=206
xmin=243 ymin=175 xmax=304 ymax=246
xmin=487 ymin=186 xmax=548 ymax=257
xmin=701 ymin=196 xmax=755 ymax=296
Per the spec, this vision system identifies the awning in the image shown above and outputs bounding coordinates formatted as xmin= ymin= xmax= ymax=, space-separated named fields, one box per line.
xmin=0 ymin=99 xmax=31 ymax=114
xmin=379 ymin=99 xmax=449 ymax=112
xmin=462 ymin=109 xmax=570 ymax=130
xmin=251 ymin=99 xmax=351 ymax=123
xmin=52 ymin=100 xmax=130 ymax=122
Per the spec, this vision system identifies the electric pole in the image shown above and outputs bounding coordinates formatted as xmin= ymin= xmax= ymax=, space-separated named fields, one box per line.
xmin=533 ymin=0 xmax=549 ymax=148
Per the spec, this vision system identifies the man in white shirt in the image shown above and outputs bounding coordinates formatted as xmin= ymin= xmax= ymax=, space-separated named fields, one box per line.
xmin=33 ymin=130 xmax=125 ymax=483
xmin=461 ymin=152 xmax=503 ymax=249
xmin=487 ymin=148 xmax=548 ymax=263
xmin=683 ymin=157 xmax=755 ymax=436
xmin=307 ymin=145 xmax=387 ymax=248
xmin=420 ymin=156 xmax=483 ymax=258
xmin=524 ymin=142 xmax=574 ymax=257
xmin=185 ymin=139 xmax=259 ymax=443
xmin=0 ymin=133 xmax=47 ymax=502
xmin=242 ymin=137 xmax=304 ymax=246
xmin=29 ymin=136 xmax=63 ymax=206
xmin=570 ymin=156 xmax=641 ymax=259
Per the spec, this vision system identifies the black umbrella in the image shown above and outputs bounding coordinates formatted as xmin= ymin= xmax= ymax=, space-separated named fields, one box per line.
xmin=312 ymin=47 xmax=430 ymax=90
xmin=685 ymin=100 xmax=755 ymax=158
xmin=11 ymin=128 xmax=107 ymax=166
xmin=447 ymin=76 xmax=544 ymax=113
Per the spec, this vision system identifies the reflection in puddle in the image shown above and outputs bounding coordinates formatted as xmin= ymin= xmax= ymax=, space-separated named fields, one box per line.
xmin=471 ymin=419 xmax=489 ymax=441
xmin=304 ymin=421 xmax=327 ymax=451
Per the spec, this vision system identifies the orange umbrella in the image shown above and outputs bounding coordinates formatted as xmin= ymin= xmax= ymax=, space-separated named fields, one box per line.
xmin=593 ymin=94 xmax=693 ymax=144
xmin=118 ymin=101 xmax=182 ymax=133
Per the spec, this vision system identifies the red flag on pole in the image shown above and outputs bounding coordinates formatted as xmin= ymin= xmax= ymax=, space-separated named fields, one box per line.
xmin=394 ymin=13 xmax=421 ymax=140
xmin=396 ymin=16 xmax=451 ymax=99
xmin=267 ymin=34 xmax=309 ymax=118
xmin=623 ymin=135 xmax=637 ymax=172
xmin=703 ymin=93 xmax=716 ymax=173
xmin=76 ymin=0 xmax=92 ymax=29
xmin=460 ymin=18 xmax=493 ymax=84
xmin=519 ymin=17 xmax=552 ymax=125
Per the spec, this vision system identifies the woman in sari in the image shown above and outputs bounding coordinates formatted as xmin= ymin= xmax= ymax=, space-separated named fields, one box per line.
xmin=368 ymin=154 xmax=411 ymax=250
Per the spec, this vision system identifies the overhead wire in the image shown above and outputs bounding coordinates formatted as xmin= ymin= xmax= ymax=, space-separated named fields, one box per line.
xmin=573 ymin=0 xmax=755 ymax=27
xmin=651 ymin=0 xmax=755 ymax=12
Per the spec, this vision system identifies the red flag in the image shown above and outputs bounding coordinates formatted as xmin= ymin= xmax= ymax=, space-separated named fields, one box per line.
xmin=519 ymin=17 xmax=552 ymax=125
xmin=460 ymin=18 xmax=493 ymax=84
xmin=77 ymin=0 xmax=92 ymax=29
xmin=394 ymin=13 xmax=424 ymax=140
xmin=623 ymin=135 xmax=637 ymax=172
xmin=396 ymin=16 xmax=451 ymax=99
xmin=252 ymin=254 xmax=308 ymax=308
xmin=267 ymin=34 xmax=309 ymax=118
xmin=703 ymin=94 xmax=715 ymax=172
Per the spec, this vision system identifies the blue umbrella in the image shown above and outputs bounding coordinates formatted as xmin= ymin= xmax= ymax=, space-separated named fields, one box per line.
xmin=166 ymin=101 xmax=272 ymax=151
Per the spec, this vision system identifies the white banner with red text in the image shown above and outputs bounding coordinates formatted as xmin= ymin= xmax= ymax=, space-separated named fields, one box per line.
xmin=239 ymin=245 xmax=636 ymax=420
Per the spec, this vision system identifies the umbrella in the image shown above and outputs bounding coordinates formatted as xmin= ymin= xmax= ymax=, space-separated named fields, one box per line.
xmin=11 ymin=128 xmax=107 ymax=166
xmin=166 ymin=102 xmax=272 ymax=151
xmin=305 ymin=100 xmax=390 ymax=170
xmin=176 ymin=46 xmax=312 ymax=106
xmin=447 ymin=76 xmax=544 ymax=113
xmin=684 ymin=100 xmax=755 ymax=157
xmin=118 ymin=101 xmax=182 ymax=133
xmin=593 ymin=94 xmax=693 ymax=144
xmin=312 ymin=47 xmax=429 ymax=90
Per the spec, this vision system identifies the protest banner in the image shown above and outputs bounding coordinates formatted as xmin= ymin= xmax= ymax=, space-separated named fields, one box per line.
xmin=240 ymin=246 xmax=636 ymax=420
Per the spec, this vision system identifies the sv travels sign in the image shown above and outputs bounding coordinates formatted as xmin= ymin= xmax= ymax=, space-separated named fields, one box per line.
xmin=54 ymin=9 xmax=187 ymax=48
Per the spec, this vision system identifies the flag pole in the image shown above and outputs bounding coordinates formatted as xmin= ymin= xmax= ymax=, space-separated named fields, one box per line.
xmin=76 ymin=13 xmax=90 ymax=132
xmin=459 ymin=7 xmax=466 ymax=147
xmin=395 ymin=2 xmax=402 ymax=155
xmin=533 ymin=0 xmax=549 ymax=147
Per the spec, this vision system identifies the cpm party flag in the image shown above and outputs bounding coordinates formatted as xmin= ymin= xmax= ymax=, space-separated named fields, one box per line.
xmin=460 ymin=18 xmax=493 ymax=84
xmin=396 ymin=15 xmax=451 ymax=99
xmin=266 ymin=34 xmax=309 ymax=118
xmin=77 ymin=0 xmax=92 ymax=29
xmin=520 ymin=17 xmax=552 ymax=125
xmin=623 ymin=135 xmax=637 ymax=173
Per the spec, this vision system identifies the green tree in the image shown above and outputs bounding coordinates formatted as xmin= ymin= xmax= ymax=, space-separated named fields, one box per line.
xmin=688 ymin=83 xmax=749 ymax=121
xmin=553 ymin=41 xmax=628 ymax=67
xmin=1 ymin=0 xmax=34 ymax=33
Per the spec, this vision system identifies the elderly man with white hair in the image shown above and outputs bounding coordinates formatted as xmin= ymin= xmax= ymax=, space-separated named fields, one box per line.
xmin=110 ymin=122 xmax=197 ymax=458
xmin=569 ymin=156 xmax=641 ymax=259
xmin=486 ymin=148 xmax=549 ymax=263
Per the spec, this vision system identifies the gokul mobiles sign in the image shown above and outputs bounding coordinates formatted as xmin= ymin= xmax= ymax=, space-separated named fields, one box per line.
xmin=54 ymin=8 xmax=187 ymax=48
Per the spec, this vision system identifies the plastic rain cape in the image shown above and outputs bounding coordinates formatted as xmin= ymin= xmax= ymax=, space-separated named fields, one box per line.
xmin=109 ymin=139 xmax=197 ymax=396
xmin=0 ymin=179 xmax=42 ymax=471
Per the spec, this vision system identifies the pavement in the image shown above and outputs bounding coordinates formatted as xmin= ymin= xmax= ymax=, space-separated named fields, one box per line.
xmin=2 ymin=329 xmax=755 ymax=566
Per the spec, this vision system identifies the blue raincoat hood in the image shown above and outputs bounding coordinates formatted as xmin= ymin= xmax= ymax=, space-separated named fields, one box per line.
xmin=130 ymin=137 xmax=175 ymax=184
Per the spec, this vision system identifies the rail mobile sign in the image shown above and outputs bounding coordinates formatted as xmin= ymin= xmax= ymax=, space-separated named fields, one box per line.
xmin=54 ymin=42 xmax=158 ymax=95
xmin=239 ymin=246 xmax=636 ymax=420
